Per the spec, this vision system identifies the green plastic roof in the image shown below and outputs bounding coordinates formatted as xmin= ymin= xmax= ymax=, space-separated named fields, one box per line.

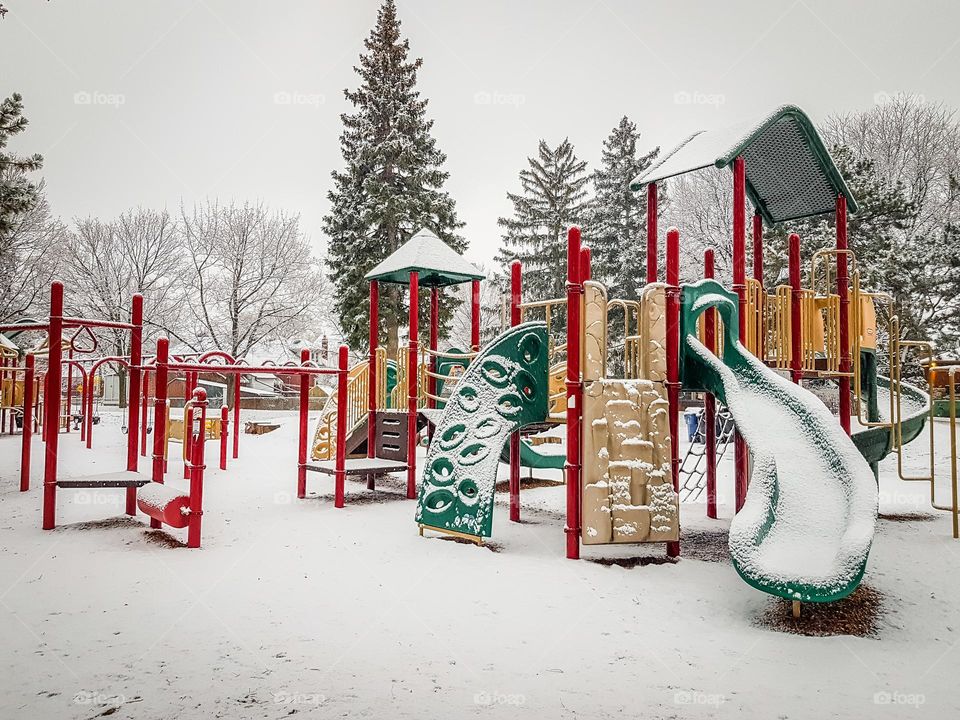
xmin=364 ymin=229 xmax=485 ymax=287
xmin=630 ymin=105 xmax=858 ymax=224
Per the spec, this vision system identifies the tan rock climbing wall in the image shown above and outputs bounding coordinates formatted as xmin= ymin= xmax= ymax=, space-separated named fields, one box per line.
xmin=640 ymin=285 xmax=667 ymax=383
xmin=582 ymin=281 xmax=606 ymax=383
xmin=580 ymin=378 xmax=678 ymax=545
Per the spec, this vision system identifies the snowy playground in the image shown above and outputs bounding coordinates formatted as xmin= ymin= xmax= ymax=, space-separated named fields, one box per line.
xmin=5 ymin=1 xmax=960 ymax=718
xmin=0 ymin=408 xmax=957 ymax=718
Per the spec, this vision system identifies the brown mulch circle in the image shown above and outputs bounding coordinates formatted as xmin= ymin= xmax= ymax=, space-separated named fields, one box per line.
xmin=493 ymin=478 xmax=563 ymax=492
xmin=142 ymin=530 xmax=186 ymax=548
xmin=879 ymin=512 xmax=938 ymax=522
xmin=55 ymin=516 xmax=142 ymax=532
xmin=587 ymin=555 xmax=677 ymax=568
xmin=679 ymin=527 xmax=730 ymax=563
xmin=755 ymin=584 xmax=886 ymax=637
xmin=310 ymin=491 xmax=409 ymax=505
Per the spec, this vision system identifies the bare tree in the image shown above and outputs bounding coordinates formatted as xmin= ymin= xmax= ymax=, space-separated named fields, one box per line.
xmin=665 ymin=167 xmax=734 ymax=282
xmin=61 ymin=208 xmax=184 ymax=405
xmin=0 ymin=182 xmax=66 ymax=322
xmin=176 ymin=200 xmax=325 ymax=360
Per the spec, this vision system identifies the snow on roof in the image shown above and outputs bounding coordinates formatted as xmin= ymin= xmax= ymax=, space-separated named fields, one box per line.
xmin=630 ymin=105 xmax=858 ymax=224
xmin=0 ymin=332 xmax=18 ymax=351
xmin=364 ymin=229 xmax=485 ymax=287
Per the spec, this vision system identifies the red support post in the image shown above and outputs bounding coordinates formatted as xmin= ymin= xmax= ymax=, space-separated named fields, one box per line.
xmin=65 ymin=346 xmax=73 ymax=434
xmin=565 ymin=227 xmax=582 ymax=560
xmin=220 ymin=404 xmax=229 ymax=471
xmin=20 ymin=353 xmax=35 ymax=492
xmin=704 ymin=249 xmax=718 ymax=520
xmin=428 ymin=287 xmax=439 ymax=410
xmin=406 ymin=271 xmax=419 ymax=500
xmin=509 ymin=261 xmax=522 ymax=523
xmin=335 ymin=345 xmax=348 ymax=508
xmin=86 ymin=375 xmax=94 ymax=449
xmin=126 ymin=294 xmax=143 ymax=515
xmin=140 ymin=370 xmax=149 ymax=457
xmin=789 ymin=233 xmax=803 ymax=386
xmin=151 ymin=337 xmax=170 ymax=529
xmin=368 ymin=280 xmax=379 ymax=469
xmin=646 ymin=182 xmax=658 ymax=283
xmin=836 ymin=194 xmax=852 ymax=435
xmin=186 ymin=388 xmax=208 ymax=549
xmin=233 ymin=371 xmax=241 ymax=459
xmin=732 ymin=156 xmax=749 ymax=514
xmin=297 ymin=348 xmax=310 ymax=499
xmin=666 ymin=228 xmax=681 ymax=557
xmin=42 ymin=282 xmax=64 ymax=530
xmin=182 ymin=371 xmax=194 ymax=480
xmin=471 ymin=279 xmax=481 ymax=351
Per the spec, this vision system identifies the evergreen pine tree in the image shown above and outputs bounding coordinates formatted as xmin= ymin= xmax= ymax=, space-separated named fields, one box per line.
xmin=587 ymin=116 xmax=659 ymax=300
xmin=324 ymin=0 xmax=465 ymax=354
xmin=1 ymin=93 xmax=44 ymax=241
xmin=495 ymin=138 xmax=590 ymax=301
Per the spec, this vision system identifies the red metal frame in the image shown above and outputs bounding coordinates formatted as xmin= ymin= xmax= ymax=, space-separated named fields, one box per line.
xmin=41 ymin=282 xmax=63 ymax=530
xmin=368 ymin=280 xmax=379 ymax=466
xmin=152 ymin=337 xmax=170 ymax=529
xmin=220 ymin=404 xmax=229 ymax=470
xmin=297 ymin=348 xmax=311 ymax=499
xmin=789 ymin=233 xmax=803 ymax=385
xmin=565 ymin=227 xmax=582 ymax=560
xmin=703 ymin=248 xmax=718 ymax=520
xmin=471 ymin=279 xmax=481 ymax=351
xmin=509 ymin=260 xmax=522 ymax=523
xmin=836 ymin=194 xmax=851 ymax=435
xmin=407 ymin=271 xmax=419 ymax=499
xmin=185 ymin=387 xmax=208 ymax=548
xmin=647 ymin=182 xmax=658 ymax=283
xmin=666 ymin=228 xmax=681 ymax=558
xmin=335 ymin=345 xmax=348 ymax=507
xmin=429 ymin=288 xmax=439 ymax=410
xmin=20 ymin=354 xmax=35 ymax=492
xmin=140 ymin=368 xmax=150 ymax=456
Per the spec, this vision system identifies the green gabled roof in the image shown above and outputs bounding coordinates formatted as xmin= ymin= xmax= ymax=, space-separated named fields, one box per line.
xmin=630 ymin=105 xmax=858 ymax=225
xmin=364 ymin=229 xmax=485 ymax=287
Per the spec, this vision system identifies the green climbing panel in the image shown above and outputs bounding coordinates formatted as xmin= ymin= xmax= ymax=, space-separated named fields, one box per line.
xmin=415 ymin=322 xmax=549 ymax=538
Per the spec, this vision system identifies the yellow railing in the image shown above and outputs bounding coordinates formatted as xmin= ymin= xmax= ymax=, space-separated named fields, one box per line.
xmin=424 ymin=347 xmax=476 ymax=404
xmin=744 ymin=278 xmax=764 ymax=357
xmin=519 ymin=297 xmax=568 ymax=359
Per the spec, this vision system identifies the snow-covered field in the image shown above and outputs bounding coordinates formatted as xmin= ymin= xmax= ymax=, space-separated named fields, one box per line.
xmin=1 ymin=409 xmax=958 ymax=719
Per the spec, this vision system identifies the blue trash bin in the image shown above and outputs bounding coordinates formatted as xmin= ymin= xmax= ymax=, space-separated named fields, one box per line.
xmin=683 ymin=410 xmax=701 ymax=442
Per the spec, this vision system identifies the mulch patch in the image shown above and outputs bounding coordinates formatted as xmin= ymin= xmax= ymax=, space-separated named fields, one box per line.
xmin=755 ymin=584 xmax=886 ymax=637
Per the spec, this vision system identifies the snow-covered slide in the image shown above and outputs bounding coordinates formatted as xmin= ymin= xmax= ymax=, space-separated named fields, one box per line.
xmin=681 ymin=280 xmax=878 ymax=603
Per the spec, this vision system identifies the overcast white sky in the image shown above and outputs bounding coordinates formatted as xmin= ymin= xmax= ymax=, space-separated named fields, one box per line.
xmin=3 ymin=0 xmax=959 ymax=269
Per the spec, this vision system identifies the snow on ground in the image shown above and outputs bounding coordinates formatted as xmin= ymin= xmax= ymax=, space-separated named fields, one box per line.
xmin=1 ymin=409 xmax=958 ymax=719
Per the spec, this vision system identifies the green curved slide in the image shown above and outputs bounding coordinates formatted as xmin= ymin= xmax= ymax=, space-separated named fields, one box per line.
xmin=681 ymin=280 xmax=878 ymax=603
xmin=416 ymin=322 xmax=550 ymax=538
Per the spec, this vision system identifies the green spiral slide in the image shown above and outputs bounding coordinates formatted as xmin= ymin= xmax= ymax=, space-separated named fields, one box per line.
xmin=681 ymin=280 xmax=878 ymax=603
